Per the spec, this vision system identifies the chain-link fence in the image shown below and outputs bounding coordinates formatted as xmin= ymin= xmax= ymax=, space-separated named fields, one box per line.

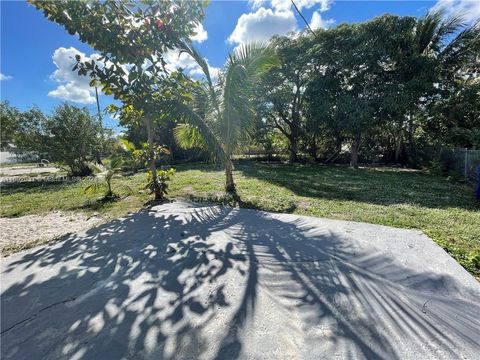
xmin=438 ymin=148 xmax=480 ymax=183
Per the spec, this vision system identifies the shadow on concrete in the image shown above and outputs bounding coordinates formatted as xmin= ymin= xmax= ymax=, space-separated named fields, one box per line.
xmin=1 ymin=201 xmax=479 ymax=359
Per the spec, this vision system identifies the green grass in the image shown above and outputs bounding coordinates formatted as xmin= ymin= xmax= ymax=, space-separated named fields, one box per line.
xmin=1 ymin=161 xmax=479 ymax=276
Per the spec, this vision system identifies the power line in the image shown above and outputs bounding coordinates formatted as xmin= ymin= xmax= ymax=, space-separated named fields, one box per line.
xmin=290 ymin=0 xmax=316 ymax=37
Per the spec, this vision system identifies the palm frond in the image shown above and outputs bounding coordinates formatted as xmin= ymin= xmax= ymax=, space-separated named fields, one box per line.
xmin=417 ymin=8 xmax=466 ymax=54
xmin=109 ymin=157 xmax=123 ymax=171
xmin=174 ymin=101 xmax=225 ymax=161
xmin=220 ymin=43 xmax=279 ymax=151
xmin=177 ymin=39 xmax=222 ymax=120
xmin=90 ymin=163 xmax=104 ymax=175
xmin=441 ymin=19 xmax=480 ymax=69
xmin=229 ymin=42 xmax=279 ymax=78
xmin=437 ymin=11 xmax=465 ymax=39
xmin=173 ymin=41 xmax=278 ymax=161
xmin=119 ymin=138 xmax=136 ymax=152
xmin=173 ymin=123 xmax=208 ymax=150
xmin=177 ymin=39 xmax=215 ymax=89
xmin=84 ymin=182 xmax=101 ymax=194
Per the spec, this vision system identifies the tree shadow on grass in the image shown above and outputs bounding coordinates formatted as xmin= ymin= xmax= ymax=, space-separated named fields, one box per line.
xmin=1 ymin=202 xmax=479 ymax=359
xmin=0 ymin=180 xmax=77 ymax=196
xmin=174 ymin=162 xmax=224 ymax=174
xmin=236 ymin=162 xmax=480 ymax=211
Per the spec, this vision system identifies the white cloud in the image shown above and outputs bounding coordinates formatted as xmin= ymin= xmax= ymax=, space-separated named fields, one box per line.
xmin=234 ymin=0 xmax=334 ymax=45
xmin=249 ymin=0 xmax=266 ymax=10
xmin=270 ymin=0 xmax=292 ymax=12
xmin=164 ymin=50 xmax=220 ymax=81
xmin=191 ymin=23 xmax=208 ymax=43
xmin=296 ymin=0 xmax=332 ymax=11
xmin=431 ymin=0 xmax=480 ymax=22
xmin=251 ymin=0 xmax=333 ymax=12
xmin=228 ymin=7 xmax=297 ymax=45
xmin=48 ymin=83 xmax=95 ymax=104
xmin=190 ymin=63 xmax=221 ymax=80
xmin=0 ymin=73 xmax=12 ymax=81
xmin=48 ymin=47 xmax=100 ymax=104
xmin=310 ymin=11 xmax=335 ymax=30
xmin=48 ymin=45 xmax=220 ymax=105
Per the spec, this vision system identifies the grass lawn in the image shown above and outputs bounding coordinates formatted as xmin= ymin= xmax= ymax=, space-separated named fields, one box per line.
xmin=1 ymin=161 xmax=479 ymax=276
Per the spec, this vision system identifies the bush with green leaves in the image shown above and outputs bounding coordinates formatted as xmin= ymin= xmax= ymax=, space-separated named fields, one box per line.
xmin=11 ymin=103 xmax=106 ymax=176
xmin=146 ymin=168 xmax=175 ymax=200
xmin=118 ymin=138 xmax=143 ymax=173
xmin=137 ymin=143 xmax=170 ymax=167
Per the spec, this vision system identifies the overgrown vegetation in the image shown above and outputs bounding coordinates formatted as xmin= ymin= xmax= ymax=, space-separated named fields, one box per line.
xmin=1 ymin=162 xmax=479 ymax=275
xmin=24 ymin=1 xmax=479 ymax=191
xmin=1 ymin=2 xmax=478 ymax=281
xmin=1 ymin=102 xmax=114 ymax=176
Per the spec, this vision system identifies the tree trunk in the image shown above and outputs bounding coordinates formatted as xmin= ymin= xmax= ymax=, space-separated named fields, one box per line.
xmin=394 ymin=132 xmax=402 ymax=164
xmin=145 ymin=117 xmax=161 ymax=200
xmin=225 ymin=157 xmax=235 ymax=192
xmin=406 ymin=114 xmax=415 ymax=164
xmin=350 ymin=133 xmax=361 ymax=169
xmin=107 ymin=180 xmax=112 ymax=197
xmin=335 ymin=135 xmax=342 ymax=154
xmin=288 ymin=136 xmax=299 ymax=163
xmin=310 ymin=134 xmax=318 ymax=162
xmin=94 ymin=85 xmax=104 ymax=165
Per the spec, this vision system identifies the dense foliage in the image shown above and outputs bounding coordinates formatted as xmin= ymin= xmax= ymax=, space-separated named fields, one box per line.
xmin=1 ymin=102 xmax=111 ymax=175
xmin=11 ymin=2 xmax=480 ymax=189
xmin=257 ymin=11 xmax=479 ymax=168
xmin=120 ymin=10 xmax=478 ymax=172
xmin=30 ymin=0 xmax=207 ymax=198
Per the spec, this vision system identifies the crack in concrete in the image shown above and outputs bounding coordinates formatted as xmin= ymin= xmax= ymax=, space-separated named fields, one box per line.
xmin=1 ymin=296 xmax=77 ymax=335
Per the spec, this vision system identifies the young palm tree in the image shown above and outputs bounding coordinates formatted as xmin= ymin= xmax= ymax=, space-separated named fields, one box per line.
xmin=84 ymin=157 xmax=124 ymax=199
xmin=173 ymin=42 xmax=277 ymax=192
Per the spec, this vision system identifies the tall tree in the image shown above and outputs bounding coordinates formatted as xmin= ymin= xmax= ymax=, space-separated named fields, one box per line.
xmin=30 ymin=0 xmax=206 ymax=199
xmin=384 ymin=9 xmax=476 ymax=163
xmin=255 ymin=35 xmax=313 ymax=162
xmin=174 ymin=43 xmax=277 ymax=192
xmin=0 ymin=101 xmax=21 ymax=150
xmin=15 ymin=104 xmax=104 ymax=175
xmin=426 ymin=18 xmax=480 ymax=148
xmin=307 ymin=20 xmax=388 ymax=168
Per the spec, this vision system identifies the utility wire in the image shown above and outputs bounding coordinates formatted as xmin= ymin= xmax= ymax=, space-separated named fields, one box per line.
xmin=290 ymin=0 xmax=316 ymax=37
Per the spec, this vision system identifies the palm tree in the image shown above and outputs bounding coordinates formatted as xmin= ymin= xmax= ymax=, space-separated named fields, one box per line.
xmin=173 ymin=42 xmax=277 ymax=192
xmin=413 ymin=8 xmax=479 ymax=68
xmin=396 ymin=8 xmax=478 ymax=161
xmin=84 ymin=157 xmax=124 ymax=199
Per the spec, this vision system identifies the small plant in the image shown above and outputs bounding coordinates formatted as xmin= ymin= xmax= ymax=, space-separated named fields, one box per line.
xmin=119 ymin=138 xmax=143 ymax=173
xmin=146 ymin=168 xmax=175 ymax=200
xmin=138 ymin=143 xmax=170 ymax=165
xmin=84 ymin=157 xmax=124 ymax=199
xmin=137 ymin=142 xmax=172 ymax=199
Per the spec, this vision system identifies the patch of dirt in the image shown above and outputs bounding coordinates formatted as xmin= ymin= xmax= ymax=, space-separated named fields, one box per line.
xmin=0 ymin=212 xmax=102 ymax=255
xmin=0 ymin=166 xmax=60 ymax=176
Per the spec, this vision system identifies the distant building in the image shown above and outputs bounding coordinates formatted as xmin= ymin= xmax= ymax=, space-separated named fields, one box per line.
xmin=0 ymin=144 xmax=38 ymax=164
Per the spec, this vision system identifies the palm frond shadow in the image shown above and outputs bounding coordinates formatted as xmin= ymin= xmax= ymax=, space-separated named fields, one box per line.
xmin=2 ymin=202 xmax=479 ymax=359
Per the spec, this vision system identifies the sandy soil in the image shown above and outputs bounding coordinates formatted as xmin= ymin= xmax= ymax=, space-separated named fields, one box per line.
xmin=0 ymin=212 xmax=102 ymax=254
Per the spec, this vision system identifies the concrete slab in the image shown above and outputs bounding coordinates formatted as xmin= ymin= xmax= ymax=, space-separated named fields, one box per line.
xmin=1 ymin=201 xmax=479 ymax=359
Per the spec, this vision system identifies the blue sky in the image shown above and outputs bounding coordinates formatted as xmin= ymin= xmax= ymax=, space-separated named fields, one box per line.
xmin=1 ymin=0 xmax=478 ymax=131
